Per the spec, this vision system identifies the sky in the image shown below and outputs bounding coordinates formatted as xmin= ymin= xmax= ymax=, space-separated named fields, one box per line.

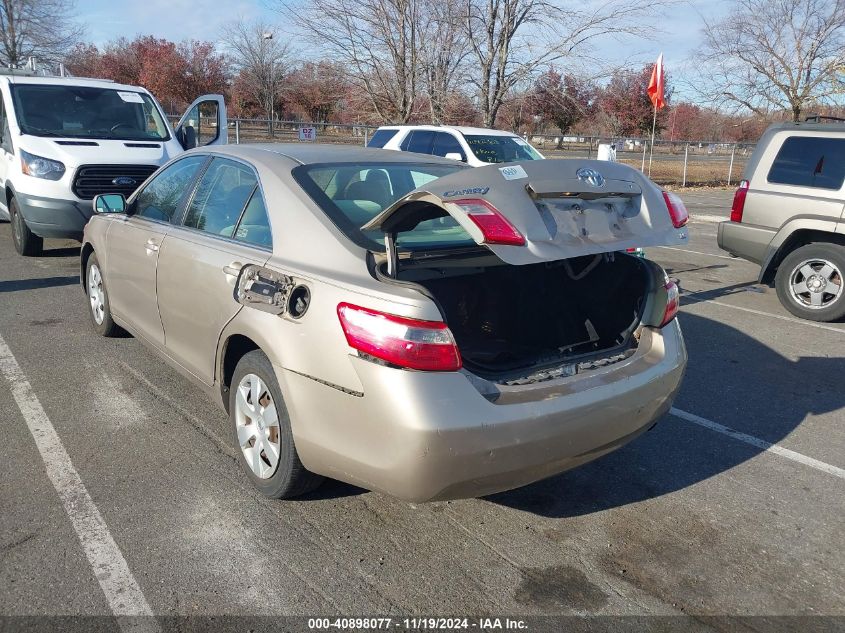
xmin=75 ymin=0 xmax=731 ymax=94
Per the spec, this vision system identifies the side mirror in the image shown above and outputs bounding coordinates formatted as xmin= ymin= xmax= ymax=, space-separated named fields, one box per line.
xmin=177 ymin=125 xmax=197 ymax=150
xmin=444 ymin=152 xmax=465 ymax=162
xmin=93 ymin=193 xmax=127 ymax=214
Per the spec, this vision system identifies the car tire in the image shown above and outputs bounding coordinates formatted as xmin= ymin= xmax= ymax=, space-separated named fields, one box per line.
xmin=85 ymin=253 xmax=119 ymax=336
xmin=230 ymin=350 xmax=323 ymax=499
xmin=10 ymin=196 xmax=43 ymax=257
xmin=775 ymin=243 xmax=845 ymax=322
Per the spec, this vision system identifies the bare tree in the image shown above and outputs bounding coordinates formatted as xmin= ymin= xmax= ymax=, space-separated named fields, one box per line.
xmin=0 ymin=0 xmax=82 ymax=67
xmin=221 ymin=19 xmax=292 ymax=123
xmin=277 ymin=0 xmax=420 ymax=123
xmin=699 ymin=0 xmax=845 ymax=121
xmin=419 ymin=0 xmax=469 ymax=123
xmin=464 ymin=0 xmax=664 ymax=127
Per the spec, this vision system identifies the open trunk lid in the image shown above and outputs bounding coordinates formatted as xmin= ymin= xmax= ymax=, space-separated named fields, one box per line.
xmin=362 ymin=160 xmax=689 ymax=265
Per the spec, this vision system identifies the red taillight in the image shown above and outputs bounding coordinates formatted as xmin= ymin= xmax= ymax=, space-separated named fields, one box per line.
xmin=730 ymin=180 xmax=749 ymax=222
xmin=337 ymin=303 xmax=462 ymax=372
xmin=660 ymin=280 xmax=680 ymax=327
xmin=451 ymin=198 xmax=525 ymax=246
xmin=662 ymin=191 xmax=689 ymax=228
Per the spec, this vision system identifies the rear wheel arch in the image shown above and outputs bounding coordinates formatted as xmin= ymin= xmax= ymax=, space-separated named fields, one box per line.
xmin=761 ymin=229 xmax=845 ymax=285
xmin=219 ymin=334 xmax=261 ymax=412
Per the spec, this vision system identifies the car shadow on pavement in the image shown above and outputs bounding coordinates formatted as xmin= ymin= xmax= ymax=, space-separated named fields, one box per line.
xmin=0 ymin=276 xmax=79 ymax=293
xmin=38 ymin=246 xmax=81 ymax=258
xmin=486 ymin=311 xmax=845 ymax=518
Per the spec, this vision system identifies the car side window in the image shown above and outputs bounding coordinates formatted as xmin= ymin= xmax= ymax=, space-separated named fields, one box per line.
xmin=767 ymin=136 xmax=845 ymax=190
xmin=135 ymin=155 xmax=206 ymax=222
xmin=432 ymin=132 xmax=465 ymax=161
xmin=183 ymin=158 xmax=258 ymax=237
xmin=401 ymin=130 xmax=436 ymax=154
xmin=0 ymin=96 xmax=11 ymax=154
xmin=232 ymin=188 xmax=272 ymax=249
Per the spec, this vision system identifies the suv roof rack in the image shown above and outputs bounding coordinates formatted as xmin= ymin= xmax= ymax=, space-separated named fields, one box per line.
xmin=804 ymin=114 xmax=845 ymax=123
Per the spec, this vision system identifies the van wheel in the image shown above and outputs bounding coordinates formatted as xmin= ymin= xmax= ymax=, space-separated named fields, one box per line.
xmin=230 ymin=350 xmax=323 ymax=499
xmin=10 ymin=197 xmax=43 ymax=256
xmin=775 ymin=243 xmax=845 ymax=322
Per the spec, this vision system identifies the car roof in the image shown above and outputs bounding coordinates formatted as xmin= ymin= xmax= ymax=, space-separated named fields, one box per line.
xmin=196 ymin=143 xmax=464 ymax=166
xmin=764 ymin=121 xmax=845 ymax=136
xmin=376 ymin=125 xmax=518 ymax=137
xmin=3 ymin=75 xmax=151 ymax=94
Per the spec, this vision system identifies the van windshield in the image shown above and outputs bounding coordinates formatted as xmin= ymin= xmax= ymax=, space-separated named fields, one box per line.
xmin=293 ymin=161 xmax=474 ymax=251
xmin=10 ymin=84 xmax=170 ymax=141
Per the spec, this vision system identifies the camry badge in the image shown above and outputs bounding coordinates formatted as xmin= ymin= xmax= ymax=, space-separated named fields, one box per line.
xmin=112 ymin=176 xmax=136 ymax=186
xmin=576 ymin=168 xmax=605 ymax=188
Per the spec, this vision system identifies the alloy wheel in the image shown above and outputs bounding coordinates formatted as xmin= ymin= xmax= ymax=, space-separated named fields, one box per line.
xmin=788 ymin=258 xmax=843 ymax=310
xmin=234 ymin=373 xmax=281 ymax=479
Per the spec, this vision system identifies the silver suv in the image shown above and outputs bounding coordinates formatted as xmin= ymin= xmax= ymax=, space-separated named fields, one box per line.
xmin=718 ymin=118 xmax=845 ymax=322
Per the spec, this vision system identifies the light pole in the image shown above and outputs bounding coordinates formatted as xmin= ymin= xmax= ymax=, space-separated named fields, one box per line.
xmin=263 ymin=32 xmax=274 ymax=138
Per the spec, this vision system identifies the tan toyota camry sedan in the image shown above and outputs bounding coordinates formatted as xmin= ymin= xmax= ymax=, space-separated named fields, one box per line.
xmin=80 ymin=144 xmax=688 ymax=501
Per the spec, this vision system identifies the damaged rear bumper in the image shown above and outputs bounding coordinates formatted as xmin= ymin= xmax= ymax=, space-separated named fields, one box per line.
xmin=281 ymin=320 xmax=687 ymax=502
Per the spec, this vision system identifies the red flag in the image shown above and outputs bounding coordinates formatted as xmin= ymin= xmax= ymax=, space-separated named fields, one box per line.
xmin=647 ymin=53 xmax=665 ymax=110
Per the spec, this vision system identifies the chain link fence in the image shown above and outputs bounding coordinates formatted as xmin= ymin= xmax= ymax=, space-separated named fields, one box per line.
xmin=168 ymin=115 xmax=751 ymax=187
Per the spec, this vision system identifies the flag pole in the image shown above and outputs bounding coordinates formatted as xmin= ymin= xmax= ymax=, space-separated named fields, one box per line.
xmin=647 ymin=100 xmax=658 ymax=176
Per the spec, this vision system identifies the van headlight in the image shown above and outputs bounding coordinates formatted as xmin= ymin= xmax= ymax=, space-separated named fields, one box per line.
xmin=20 ymin=150 xmax=65 ymax=180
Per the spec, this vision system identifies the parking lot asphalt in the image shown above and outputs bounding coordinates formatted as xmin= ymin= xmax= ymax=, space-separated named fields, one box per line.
xmin=0 ymin=190 xmax=843 ymax=629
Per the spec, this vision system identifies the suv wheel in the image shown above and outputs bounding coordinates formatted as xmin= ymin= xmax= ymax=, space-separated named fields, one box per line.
xmin=10 ymin=197 xmax=43 ymax=256
xmin=775 ymin=243 xmax=845 ymax=322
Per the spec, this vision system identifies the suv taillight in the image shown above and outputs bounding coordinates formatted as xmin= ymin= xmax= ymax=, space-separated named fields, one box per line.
xmin=450 ymin=198 xmax=525 ymax=246
xmin=662 ymin=191 xmax=689 ymax=228
xmin=660 ymin=281 xmax=680 ymax=327
xmin=730 ymin=180 xmax=749 ymax=222
xmin=337 ymin=303 xmax=462 ymax=372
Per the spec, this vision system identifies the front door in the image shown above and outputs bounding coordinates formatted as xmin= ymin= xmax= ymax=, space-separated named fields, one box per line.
xmin=106 ymin=154 xmax=208 ymax=346
xmin=175 ymin=95 xmax=228 ymax=150
xmin=155 ymin=157 xmax=273 ymax=384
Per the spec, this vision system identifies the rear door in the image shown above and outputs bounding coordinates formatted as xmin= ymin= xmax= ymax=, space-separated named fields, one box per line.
xmin=175 ymin=95 xmax=228 ymax=150
xmin=155 ymin=156 xmax=271 ymax=384
xmin=364 ymin=159 xmax=689 ymax=265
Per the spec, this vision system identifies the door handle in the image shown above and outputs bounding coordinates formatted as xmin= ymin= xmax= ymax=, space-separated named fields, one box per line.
xmin=223 ymin=261 xmax=243 ymax=277
xmin=144 ymin=238 xmax=159 ymax=254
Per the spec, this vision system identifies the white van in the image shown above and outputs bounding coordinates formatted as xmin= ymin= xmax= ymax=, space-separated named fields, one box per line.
xmin=0 ymin=69 xmax=227 ymax=255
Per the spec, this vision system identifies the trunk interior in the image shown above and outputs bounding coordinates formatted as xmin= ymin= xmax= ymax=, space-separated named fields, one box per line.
xmin=395 ymin=253 xmax=651 ymax=380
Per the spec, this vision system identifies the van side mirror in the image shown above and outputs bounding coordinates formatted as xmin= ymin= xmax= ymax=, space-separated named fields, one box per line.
xmin=93 ymin=193 xmax=127 ymax=214
xmin=177 ymin=125 xmax=197 ymax=150
xmin=444 ymin=152 xmax=465 ymax=162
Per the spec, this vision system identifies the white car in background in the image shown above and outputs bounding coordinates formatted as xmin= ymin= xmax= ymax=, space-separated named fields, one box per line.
xmin=367 ymin=125 xmax=544 ymax=166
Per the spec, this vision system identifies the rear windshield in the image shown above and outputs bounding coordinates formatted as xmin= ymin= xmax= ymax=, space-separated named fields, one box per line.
xmin=767 ymin=136 xmax=845 ymax=190
xmin=293 ymin=162 xmax=474 ymax=251
xmin=366 ymin=129 xmax=399 ymax=148
xmin=463 ymin=135 xmax=542 ymax=163
xmin=10 ymin=84 xmax=170 ymax=141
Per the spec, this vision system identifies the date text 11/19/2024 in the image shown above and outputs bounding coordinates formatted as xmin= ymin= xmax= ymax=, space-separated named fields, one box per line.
xmin=308 ymin=617 xmax=529 ymax=630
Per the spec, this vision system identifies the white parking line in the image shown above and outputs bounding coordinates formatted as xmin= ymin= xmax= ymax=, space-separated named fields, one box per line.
xmin=682 ymin=294 xmax=845 ymax=335
xmin=0 ymin=333 xmax=159 ymax=633
xmin=670 ymin=407 xmax=845 ymax=480
xmin=652 ymin=245 xmax=741 ymax=260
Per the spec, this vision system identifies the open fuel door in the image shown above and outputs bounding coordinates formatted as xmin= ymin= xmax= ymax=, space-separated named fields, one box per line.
xmin=363 ymin=160 xmax=689 ymax=267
